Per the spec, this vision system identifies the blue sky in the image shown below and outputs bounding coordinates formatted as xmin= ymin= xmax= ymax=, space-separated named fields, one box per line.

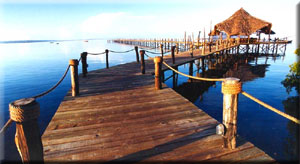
xmin=0 ymin=0 xmax=298 ymax=41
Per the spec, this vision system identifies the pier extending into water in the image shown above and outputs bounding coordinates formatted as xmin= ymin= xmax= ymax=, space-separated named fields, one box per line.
xmin=1 ymin=37 xmax=296 ymax=163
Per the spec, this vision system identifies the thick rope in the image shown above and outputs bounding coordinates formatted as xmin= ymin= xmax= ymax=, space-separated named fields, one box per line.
xmin=222 ymin=82 xmax=242 ymax=95
xmin=162 ymin=61 xmax=225 ymax=82
xmin=9 ymin=98 xmax=40 ymax=123
xmin=33 ymin=65 xmax=70 ymax=99
xmin=87 ymin=52 xmax=106 ymax=55
xmin=0 ymin=119 xmax=13 ymax=134
xmin=144 ymin=52 xmax=152 ymax=59
xmin=241 ymin=91 xmax=300 ymax=125
xmin=109 ymin=49 xmax=135 ymax=53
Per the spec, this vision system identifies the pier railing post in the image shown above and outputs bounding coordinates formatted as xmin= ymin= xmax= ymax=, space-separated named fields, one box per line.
xmin=139 ymin=50 xmax=145 ymax=74
xmin=9 ymin=98 xmax=43 ymax=162
xmin=160 ymin=44 xmax=164 ymax=60
xmin=171 ymin=46 xmax=176 ymax=64
xmin=81 ymin=52 xmax=88 ymax=77
xmin=154 ymin=56 xmax=162 ymax=90
xmin=105 ymin=49 xmax=109 ymax=68
xmin=69 ymin=59 xmax=79 ymax=97
xmin=221 ymin=78 xmax=241 ymax=149
xmin=135 ymin=46 xmax=140 ymax=63
xmin=176 ymin=43 xmax=179 ymax=54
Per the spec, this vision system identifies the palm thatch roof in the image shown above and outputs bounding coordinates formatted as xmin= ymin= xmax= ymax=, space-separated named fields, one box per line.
xmin=210 ymin=8 xmax=273 ymax=37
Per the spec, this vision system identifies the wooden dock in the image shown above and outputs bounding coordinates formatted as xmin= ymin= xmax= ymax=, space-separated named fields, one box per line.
xmin=41 ymin=48 xmax=276 ymax=162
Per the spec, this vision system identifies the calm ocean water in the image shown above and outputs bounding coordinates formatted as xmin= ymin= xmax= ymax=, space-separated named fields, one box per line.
xmin=0 ymin=39 xmax=298 ymax=162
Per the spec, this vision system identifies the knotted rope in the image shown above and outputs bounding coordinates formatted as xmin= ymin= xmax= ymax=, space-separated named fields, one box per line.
xmin=9 ymin=98 xmax=40 ymax=123
xmin=222 ymin=81 xmax=242 ymax=95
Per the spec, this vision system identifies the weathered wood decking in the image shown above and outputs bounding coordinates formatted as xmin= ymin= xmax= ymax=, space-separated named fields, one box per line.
xmin=42 ymin=49 xmax=276 ymax=162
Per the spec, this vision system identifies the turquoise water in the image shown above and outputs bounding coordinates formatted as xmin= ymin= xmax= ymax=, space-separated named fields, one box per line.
xmin=0 ymin=40 xmax=298 ymax=162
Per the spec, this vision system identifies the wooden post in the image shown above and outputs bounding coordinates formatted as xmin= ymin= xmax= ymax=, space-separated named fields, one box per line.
xmin=184 ymin=31 xmax=187 ymax=50
xmin=176 ymin=43 xmax=179 ymax=54
xmin=172 ymin=66 xmax=178 ymax=88
xmin=135 ymin=46 xmax=140 ymax=63
xmin=105 ymin=49 xmax=109 ymax=68
xmin=221 ymin=78 xmax=241 ymax=149
xmin=81 ymin=52 xmax=88 ymax=77
xmin=171 ymin=46 xmax=176 ymax=64
xmin=9 ymin=98 xmax=43 ymax=162
xmin=160 ymin=44 xmax=164 ymax=60
xmin=188 ymin=61 xmax=193 ymax=82
xmin=139 ymin=50 xmax=145 ymax=74
xmin=201 ymin=57 xmax=205 ymax=71
xmin=69 ymin=59 xmax=79 ymax=97
xmin=154 ymin=56 xmax=162 ymax=90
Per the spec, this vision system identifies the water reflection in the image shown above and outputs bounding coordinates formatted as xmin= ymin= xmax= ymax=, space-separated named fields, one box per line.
xmin=168 ymin=53 xmax=272 ymax=103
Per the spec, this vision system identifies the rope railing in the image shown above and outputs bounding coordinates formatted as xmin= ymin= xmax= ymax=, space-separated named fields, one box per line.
xmin=109 ymin=48 xmax=135 ymax=53
xmin=161 ymin=56 xmax=299 ymax=125
xmin=33 ymin=65 xmax=71 ymax=99
xmin=162 ymin=61 xmax=225 ymax=82
xmin=0 ymin=119 xmax=13 ymax=134
xmin=144 ymin=52 xmax=151 ymax=58
xmin=87 ymin=52 xmax=106 ymax=55
xmin=241 ymin=91 xmax=300 ymax=124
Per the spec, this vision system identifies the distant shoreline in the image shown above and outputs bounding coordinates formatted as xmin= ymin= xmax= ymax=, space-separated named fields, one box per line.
xmin=0 ymin=38 xmax=106 ymax=44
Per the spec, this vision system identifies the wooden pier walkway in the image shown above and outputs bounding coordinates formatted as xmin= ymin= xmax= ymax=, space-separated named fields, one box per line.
xmin=41 ymin=48 xmax=276 ymax=162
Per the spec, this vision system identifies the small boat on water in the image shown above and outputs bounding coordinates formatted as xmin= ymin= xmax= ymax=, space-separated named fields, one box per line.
xmin=84 ymin=40 xmax=88 ymax=42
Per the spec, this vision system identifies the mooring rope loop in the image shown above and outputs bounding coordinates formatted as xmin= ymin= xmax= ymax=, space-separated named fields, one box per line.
xmin=9 ymin=98 xmax=40 ymax=123
xmin=109 ymin=48 xmax=135 ymax=53
xmin=162 ymin=61 xmax=225 ymax=82
xmin=222 ymin=82 xmax=242 ymax=95
xmin=241 ymin=91 xmax=300 ymax=125
xmin=32 ymin=64 xmax=71 ymax=99
xmin=87 ymin=52 xmax=106 ymax=55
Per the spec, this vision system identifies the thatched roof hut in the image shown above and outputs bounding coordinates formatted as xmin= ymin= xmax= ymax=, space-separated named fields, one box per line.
xmin=210 ymin=8 xmax=273 ymax=37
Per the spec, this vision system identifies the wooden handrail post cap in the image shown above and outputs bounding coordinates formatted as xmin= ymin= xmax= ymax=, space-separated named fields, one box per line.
xmin=221 ymin=78 xmax=242 ymax=95
xmin=154 ymin=56 xmax=162 ymax=63
xmin=9 ymin=98 xmax=44 ymax=162
xmin=9 ymin=98 xmax=40 ymax=123
xmin=80 ymin=52 xmax=87 ymax=58
xmin=69 ymin=59 xmax=79 ymax=66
